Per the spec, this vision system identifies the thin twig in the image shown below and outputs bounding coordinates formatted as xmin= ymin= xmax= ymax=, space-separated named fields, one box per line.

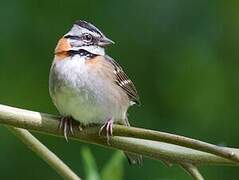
xmin=113 ymin=125 xmax=239 ymax=164
xmin=0 ymin=104 xmax=238 ymax=166
xmin=181 ymin=163 xmax=204 ymax=180
xmin=7 ymin=127 xmax=81 ymax=180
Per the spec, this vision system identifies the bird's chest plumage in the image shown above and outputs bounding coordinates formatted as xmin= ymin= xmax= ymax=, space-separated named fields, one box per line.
xmin=49 ymin=56 xmax=128 ymax=125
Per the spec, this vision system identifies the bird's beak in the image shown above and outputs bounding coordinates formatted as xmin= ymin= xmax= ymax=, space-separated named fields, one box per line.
xmin=98 ymin=36 xmax=115 ymax=47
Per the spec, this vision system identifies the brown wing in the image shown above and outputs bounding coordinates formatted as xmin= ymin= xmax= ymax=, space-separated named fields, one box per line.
xmin=105 ymin=55 xmax=140 ymax=105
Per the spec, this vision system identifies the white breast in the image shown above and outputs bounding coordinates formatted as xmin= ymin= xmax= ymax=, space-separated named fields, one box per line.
xmin=49 ymin=55 xmax=129 ymax=125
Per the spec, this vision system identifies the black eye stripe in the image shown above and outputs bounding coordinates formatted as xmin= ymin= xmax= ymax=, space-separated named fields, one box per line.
xmin=65 ymin=34 xmax=95 ymax=42
xmin=64 ymin=35 xmax=80 ymax=40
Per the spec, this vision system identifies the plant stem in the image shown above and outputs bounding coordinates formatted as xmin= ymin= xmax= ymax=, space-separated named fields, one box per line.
xmin=0 ymin=104 xmax=238 ymax=166
xmin=181 ymin=163 xmax=204 ymax=180
xmin=113 ymin=125 xmax=239 ymax=164
xmin=8 ymin=127 xmax=81 ymax=180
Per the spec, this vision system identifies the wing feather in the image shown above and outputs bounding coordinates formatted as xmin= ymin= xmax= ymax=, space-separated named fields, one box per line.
xmin=105 ymin=55 xmax=140 ymax=105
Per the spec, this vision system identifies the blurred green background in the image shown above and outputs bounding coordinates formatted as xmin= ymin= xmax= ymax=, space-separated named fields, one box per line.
xmin=0 ymin=0 xmax=239 ymax=179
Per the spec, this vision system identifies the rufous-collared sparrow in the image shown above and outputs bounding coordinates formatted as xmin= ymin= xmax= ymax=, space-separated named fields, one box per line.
xmin=49 ymin=20 xmax=142 ymax=165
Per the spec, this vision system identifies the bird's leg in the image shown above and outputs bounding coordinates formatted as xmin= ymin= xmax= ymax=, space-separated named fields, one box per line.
xmin=99 ymin=118 xmax=114 ymax=145
xmin=58 ymin=116 xmax=84 ymax=142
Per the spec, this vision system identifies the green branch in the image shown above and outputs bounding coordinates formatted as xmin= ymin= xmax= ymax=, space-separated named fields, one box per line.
xmin=0 ymin=104 xmax=238 ymax=179
xmin=0 ymin=104 xmax=238 ymax=165
xmin=181 ymin=163 xmax=204 ymax=180
xmin=113 ymin=125 xmax=239 ymax=163
xmin=8 ymin=127 xmax=81 ymax=180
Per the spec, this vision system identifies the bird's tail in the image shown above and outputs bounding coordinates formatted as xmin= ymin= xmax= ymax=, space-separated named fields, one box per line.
xmin=124 ymin=152 xmax=143 ymax=165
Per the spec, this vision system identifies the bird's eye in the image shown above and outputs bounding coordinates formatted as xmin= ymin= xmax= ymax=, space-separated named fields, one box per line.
xmin=82 ymin=34 xmax=93 ymax=42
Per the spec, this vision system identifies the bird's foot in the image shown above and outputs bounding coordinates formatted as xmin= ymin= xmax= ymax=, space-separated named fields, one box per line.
xmin=99 ymin=118 xmax=114 ymax=145
xmin=58 ymin=116 xmax=84 ymax=142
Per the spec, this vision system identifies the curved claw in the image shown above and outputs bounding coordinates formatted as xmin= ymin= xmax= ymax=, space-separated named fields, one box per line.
xmin=99 ymin=118 xmax=114 ymax=145
xmin=63 ymin=118 xmax=69 ymax=142
xmin=58 ymin=116 xmax=80 ymax=142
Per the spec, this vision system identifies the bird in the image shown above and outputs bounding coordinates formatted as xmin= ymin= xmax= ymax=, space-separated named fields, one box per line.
xmin=49 ymin=20 xmax=142 ymax=165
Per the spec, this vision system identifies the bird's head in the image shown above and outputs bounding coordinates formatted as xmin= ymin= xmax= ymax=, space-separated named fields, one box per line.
xmin=55 ymin=20 xmax=114 ymax=57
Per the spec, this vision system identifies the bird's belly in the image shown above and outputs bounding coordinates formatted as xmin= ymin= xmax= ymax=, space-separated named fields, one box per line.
xmin=51 ymin=77 xmax=128 ymax=125
xmin=53 ymin=86 xmax=111 ymax=125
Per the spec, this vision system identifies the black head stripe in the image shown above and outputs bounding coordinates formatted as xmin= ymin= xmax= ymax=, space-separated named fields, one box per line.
xmin=64 ymin=35 xmax=79 ymax=40
xmin=68 ymin=49 xmax=97 ymax=58
xmin=74 ymin=20 xmax=102 ymax=36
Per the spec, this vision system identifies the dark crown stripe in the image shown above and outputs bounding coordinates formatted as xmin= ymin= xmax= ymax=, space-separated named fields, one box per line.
xmin=74 ymin=20 xmax=102 ymax=35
